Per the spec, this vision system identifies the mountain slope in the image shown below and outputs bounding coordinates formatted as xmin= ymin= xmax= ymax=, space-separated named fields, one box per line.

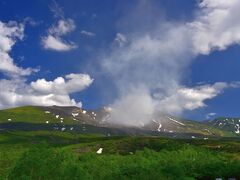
xmin=0 ymin=106 xmax=238 ymax=138
xmin=205 ymin=117 xmax=240 ymax=134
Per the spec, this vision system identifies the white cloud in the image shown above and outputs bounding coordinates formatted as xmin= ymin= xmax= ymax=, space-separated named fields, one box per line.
xmin=189 ymin=0 xmax=240 ymax=54
xmin=42 ymin=35 xmax=76 ymax=51
xmin=100 ymin=0 xmax=240 ymax=126
xmin=0 ymin=21 xmax=24 ymax=52
xmin=0 ymin=73 xmax=93 ymax=109
xmin=0 ymin=20 xmax=92 ymax=109
xmin=157 ymin=82 xmax=229 ymax=115
xmin=206 ymin=112 xmax=217 ymax=119
xmin=42 ymin=19 xmax=77 ymax=51
xmin=49 ymin=19 xmax=75 ymax=36
xmin=31 ymin=73 xmax=93 ymax=94
xmin=114 ymin=33 xmax=127 ymax=47
xmin=0 ymin=21 xmax=38 ymax=76
xmin=81 ymin=30 xmax=95 ymax=37
xmin=110 ymin=88 xmax=155 ymax=126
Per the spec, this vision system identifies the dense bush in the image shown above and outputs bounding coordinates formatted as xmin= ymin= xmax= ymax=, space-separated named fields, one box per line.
xmin=8 ymin=144 xmax=240 ymax=180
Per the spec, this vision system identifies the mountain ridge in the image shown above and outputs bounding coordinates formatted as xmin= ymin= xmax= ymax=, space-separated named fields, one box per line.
xmin=0 ymin=105 xmax=239 ymax=138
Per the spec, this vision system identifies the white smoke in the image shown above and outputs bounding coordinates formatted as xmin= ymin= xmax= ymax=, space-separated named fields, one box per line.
xmin=101 ymin=0 xmax=240 ymax=126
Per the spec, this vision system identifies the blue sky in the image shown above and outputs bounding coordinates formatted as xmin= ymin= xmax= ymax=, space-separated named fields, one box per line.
xmin=0 ymin=0 xmax=240 ymax=121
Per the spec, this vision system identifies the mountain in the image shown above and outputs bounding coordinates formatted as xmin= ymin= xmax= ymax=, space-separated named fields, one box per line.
xmin=0 ymin=106 xmax=239 ymax=138
xmin=205 ymin=117 xmax=240 ymax=134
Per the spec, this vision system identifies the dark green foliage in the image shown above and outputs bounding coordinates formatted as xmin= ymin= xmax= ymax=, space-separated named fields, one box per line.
xmin=8 ymin=143 xmax=62 ymax=179
xmin=7 ymin=144 xmax=240 ymax=180
xmin=1 ymin=131 xmax=239 ymax=179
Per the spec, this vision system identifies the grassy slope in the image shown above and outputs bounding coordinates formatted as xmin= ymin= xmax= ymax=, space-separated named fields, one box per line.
xmin=0 ymin=106 xmax=78 ymax=125
xmin=177 ymin=119 xmax=236 ymax=137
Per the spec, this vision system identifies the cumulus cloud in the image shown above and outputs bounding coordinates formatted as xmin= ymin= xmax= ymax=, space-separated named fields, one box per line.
xmin=0 ymin=21 xmax=38 ymax=76
xmin=31 ymin=73 xmax=93 ymax=94
xmin=189 ymin=0 xmax=240 ymax=54
xmin=81 ymin=30 xmax=95 ymax=37
xmin=0 ymin=73 xmax=93 ymax=109
xmin=0 ymin=20 xmax=92 ymax=109
xmin=42 ymin=19 xmax=77 ymax=51
xmin=157 ymin=82 xmax=231 ymax=115
xmin=100 ymin=0 xmax=240 ymax=126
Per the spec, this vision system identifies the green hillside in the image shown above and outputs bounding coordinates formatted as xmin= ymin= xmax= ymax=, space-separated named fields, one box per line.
xmin=206 ymin=117 xmax=240 ymax=134
xmin=0 ymin=106 xmax=77 ymax=125
xmin=162 ymin=117 xmax=235 ymax=137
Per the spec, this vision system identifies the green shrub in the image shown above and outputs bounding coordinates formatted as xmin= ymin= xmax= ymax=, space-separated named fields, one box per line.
xmin=8 ymin=144 xmax=240 ymax=180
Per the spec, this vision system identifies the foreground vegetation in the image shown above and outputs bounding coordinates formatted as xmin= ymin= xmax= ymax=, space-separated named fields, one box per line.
xmin=0 ymin=130 xmax=240 ymax=179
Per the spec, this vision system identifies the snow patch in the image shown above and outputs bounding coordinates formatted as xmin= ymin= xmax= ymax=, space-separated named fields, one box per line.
xmin=157 ymin=123 xmax=162 ymax=132
xmin=72 ymin=113 xmax=79 ymax=117
xmin=102 ymin=114 xmax=110 ymax=122
xmin=56 ymin=115 xmax=59 ymax=119
xmin=152 ymin=119 xmax=157 ymax=123
xmin=82 ymin=110 xmax=87 ymax=114
xmin=235 ymin=124 xmax=239 ymax=134
xmin=167 ymin=117 xmax=185 ymax=126
xmin=152 ymin=119 xmax=162 ymax=132
xmin=96 ymin=148 xmax=103 ymax=154
xmin=46 ymin=121 xmax=49 ymax=124
xmin=45 ymin=111 xmax=50 ymax=114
